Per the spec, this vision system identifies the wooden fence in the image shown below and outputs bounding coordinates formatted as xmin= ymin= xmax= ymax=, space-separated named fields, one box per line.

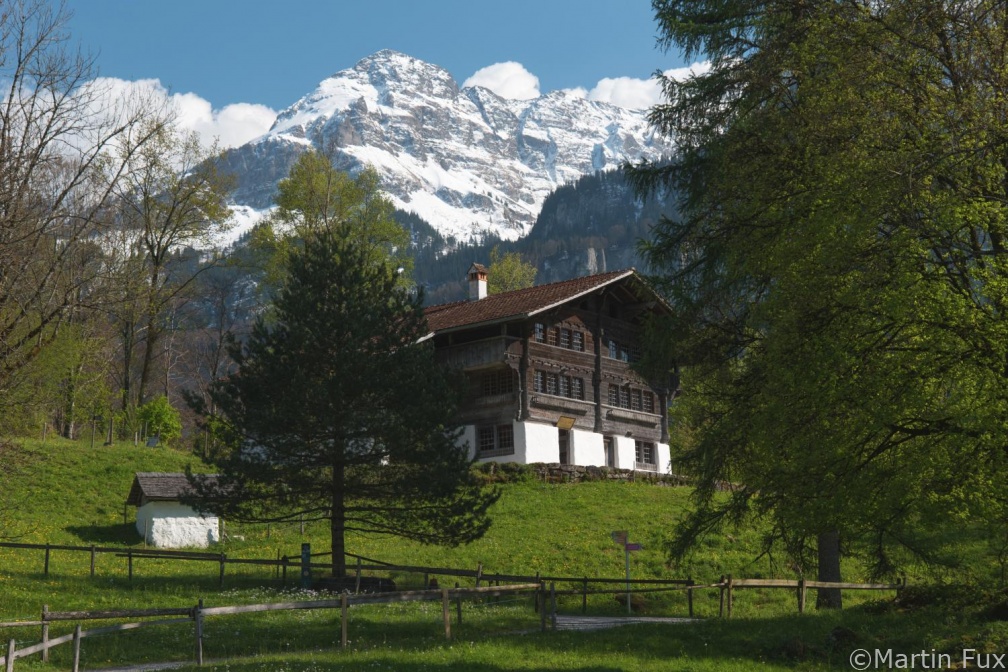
xmin=714 ymin=574 xmax=905 ymax=617
xmin=0 ymin=583 xmax=541 ymax=671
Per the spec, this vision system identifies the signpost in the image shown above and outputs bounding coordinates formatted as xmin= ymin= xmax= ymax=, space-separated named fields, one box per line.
xmin=611 ymin=531 xmax=641 ymax=614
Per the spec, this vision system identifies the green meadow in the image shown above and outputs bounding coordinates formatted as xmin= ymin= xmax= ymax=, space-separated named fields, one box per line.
xmin=1 ymin=437 xmax=1005 ymax=670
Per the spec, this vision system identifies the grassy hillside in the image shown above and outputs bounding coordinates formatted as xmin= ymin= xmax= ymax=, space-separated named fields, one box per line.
xmin=1 ymin=437 xmax=1006 ymax=671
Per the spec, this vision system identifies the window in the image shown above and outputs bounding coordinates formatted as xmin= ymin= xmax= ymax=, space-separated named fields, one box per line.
xmin=608 ymin=340 xmax=618 ymax=359
xmin=534 ymin=322 xmax=546 ymax=343
xmin=608 ymin=384 xmax=619 ymax=406
xmin=534 ymin=370 xmax=546 ymax=393
xmin=571 ymin=377 xmax=584 ymax=401
xmin=635 ymin=440 xmax=657 ymax=471
xmin=631 ymin=389 xmax=642 ymax=411
xmin=559 ymin=374 xmax=570 ymax=398
xmin=545 ymin=372 xmax=558 ymax=395
xmin=619 ymin=386 xmax=630 ymax=409
xmin=497 ymin=424 xmax=514 ymax=452
xmin=643 ymin=392 xmax=655 ymax=414
xmin=478 ymin=427 xmax=496 ymax=454
xmin=547 ymin=327 xmax=559 ymax=346
xmin=572 ymin=331 xmax=584 ymax=352
xmin=477 ymin=425 xmax=515 ymax=457
xmin=560 ymin=328 xmax=571 ymax=349
xmin=481 ymin=369 xmax=514 ymax=396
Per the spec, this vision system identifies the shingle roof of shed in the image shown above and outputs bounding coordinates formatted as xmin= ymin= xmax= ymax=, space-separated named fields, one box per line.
xmin=125 ymin=472 xmax=217 ymax=507
xmin=424 ymin=269 xmax=637 ymax=334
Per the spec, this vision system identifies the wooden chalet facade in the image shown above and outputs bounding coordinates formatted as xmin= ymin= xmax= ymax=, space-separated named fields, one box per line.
xmin=424 ymin=265 xmax=672 ymax=472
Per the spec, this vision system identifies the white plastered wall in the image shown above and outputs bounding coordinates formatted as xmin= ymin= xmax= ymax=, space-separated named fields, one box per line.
xmin=570 ymin=429 xmax=605 ymax=467
xmin=136 ymin=501 xmax=220 ymax=548
xmin=519 ymin=421 xmax=560 ymax=463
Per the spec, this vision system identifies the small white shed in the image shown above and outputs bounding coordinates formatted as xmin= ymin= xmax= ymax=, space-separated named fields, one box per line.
xmin=125 ymin=472 xmax=220 ymax=548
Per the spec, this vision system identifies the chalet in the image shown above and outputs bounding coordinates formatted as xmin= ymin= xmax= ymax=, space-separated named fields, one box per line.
xmin=125 ymin=472 xmax=220 ymax=548
xmin=424 ymin=265 xmax=673 ymax=471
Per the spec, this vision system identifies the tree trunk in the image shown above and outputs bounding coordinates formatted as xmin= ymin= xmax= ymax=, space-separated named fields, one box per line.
xmin=816 ymin=529 xmax=842 ymax=609
xmin=330 ymin=462 xmax=347 ymax=578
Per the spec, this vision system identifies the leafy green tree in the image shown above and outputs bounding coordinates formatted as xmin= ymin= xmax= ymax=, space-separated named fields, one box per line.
xmin=251 ymin=150 xmax=411 ymax=292
xmin=486 ymin=245 xmax=537 ymax=294
xmin=190 ymin=224 xmax=497 ymax=578
xmin=137 ymin=395 xmax=182 ymax=444
xmin=108 ymin=123 xmax=234 ymax=410
xmin=631 ymin=0 xmax=1008 ymax=603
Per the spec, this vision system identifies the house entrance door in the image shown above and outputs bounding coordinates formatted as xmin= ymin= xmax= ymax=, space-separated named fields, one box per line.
xmin=558 ymin=429 xmax=570 ymax=465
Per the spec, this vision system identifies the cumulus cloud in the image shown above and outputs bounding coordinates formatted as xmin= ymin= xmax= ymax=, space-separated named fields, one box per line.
xmin=85 ymin=77 xmax=276 ymax=149
xmin=463 ymin=62 xmax=541 ymax=100
xmin=586 ymin=61 xmax=711 ymax=110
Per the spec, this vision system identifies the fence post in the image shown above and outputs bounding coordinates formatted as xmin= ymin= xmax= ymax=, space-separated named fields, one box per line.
xmin=218 ymin=553 xmax=226 ymax=587
xmin=6 ymin=638 xmax=15 ymax=672
xmin=441 ymin=588 xmax=451 ymax=640
xmin=582 ymin=577 xmax=588 ymax=614
xmin=726 ymin=575 xmax=734 ymax=619
xmin=90 ymin=545 xmax=96 ymax=578
xmin=41 ymin=604 xmax=49 ymax=662
xmin=718 ymin=575 xmax=726 ymax=618
xmin=340 ymin=592 xmax=348 ymax=649
xmin=72 ymin=624 xmax=81 ymax=672
xmin=475 ymin=562 xmax=483 ymax=588
xmin=355 ymin=557 xmax=362 ymax=594
xmin=44 ymin=544 xmax=50 ymax=577
xmin=195 ymin=598 xmax=204 ymax=666
xmin=798 ymin=577 xmax=807 ymax=614
xmin=128 ymin=549 xmax=133 ymax=581
xmin=687 ymin=577 xmax=695 ymax=618
xmin=454 ymin=582 xmax=462 ymax=626
xmin=550 ymin=581 xmax=557 ymax=630
xmin=539 ymin=581 xmax=547 ymax=632
xmin=534 ymin=572 xmax=541 ymax=613
xmin=281 ymin=556 xmax=288 ymax=587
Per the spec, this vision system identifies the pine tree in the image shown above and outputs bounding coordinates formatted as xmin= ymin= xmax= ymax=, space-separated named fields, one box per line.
xmin=190 ymin=225 xmax=497 ymax=577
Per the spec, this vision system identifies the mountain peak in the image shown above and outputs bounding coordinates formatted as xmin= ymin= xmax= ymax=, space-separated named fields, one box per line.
xmin=223 ymin=51 xmax=674 ymax=243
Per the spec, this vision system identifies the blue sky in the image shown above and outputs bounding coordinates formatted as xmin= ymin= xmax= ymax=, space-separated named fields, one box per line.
xmin=63 ymin=1 xmax=697 ymax=148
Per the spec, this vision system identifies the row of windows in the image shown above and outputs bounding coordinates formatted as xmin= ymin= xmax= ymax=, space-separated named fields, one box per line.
xmin=481 ymin=369 xmax=515 ymax=396
xmin=534 ymin=322 xmax=585 ymax=352
xmin=607 ymin=339 xmax=641 ymax=363
xmin=533 ymin=371 xmax=585 ymax=401
xmin=477 ymin=424 xmax=515 ymax=456
xmin=481 ymin=369 xmax=656 ymax=413
xmin=607 ymin=384 xmax=656 ymax=413
xmin=477 ymin=427 xmax=655 ymax=469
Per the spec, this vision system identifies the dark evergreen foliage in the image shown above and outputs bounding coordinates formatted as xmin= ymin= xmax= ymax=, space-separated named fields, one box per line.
xmin=188 ymin=225 xmax=498 ymax=576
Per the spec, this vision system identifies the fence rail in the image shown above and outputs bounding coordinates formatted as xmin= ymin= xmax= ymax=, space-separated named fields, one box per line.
xmin=715 ymin=574 xmax=905 ymax=617
xmin=0 ymin=583 xmax=543 ymax=671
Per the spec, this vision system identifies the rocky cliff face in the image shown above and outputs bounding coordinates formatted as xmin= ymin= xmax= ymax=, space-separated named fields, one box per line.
xmin=219 ymin=50 xmax=674 ymax=243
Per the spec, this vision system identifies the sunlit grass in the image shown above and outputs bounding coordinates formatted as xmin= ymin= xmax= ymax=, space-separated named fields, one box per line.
xmin=1 ymin=435 xmax=1005 ymax=671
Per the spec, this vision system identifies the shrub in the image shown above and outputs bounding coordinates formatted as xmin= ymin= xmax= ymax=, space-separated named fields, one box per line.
xmin=137 ymin=396 xmax=182 ymax=444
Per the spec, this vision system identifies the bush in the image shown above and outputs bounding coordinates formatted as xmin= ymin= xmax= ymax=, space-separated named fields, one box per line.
xmin=136 ymin=396 xmax=182 ymax=445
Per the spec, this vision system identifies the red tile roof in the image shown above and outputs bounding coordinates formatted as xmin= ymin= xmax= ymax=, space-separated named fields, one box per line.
xmin=424 ymin=269 xmax=638 ymax=334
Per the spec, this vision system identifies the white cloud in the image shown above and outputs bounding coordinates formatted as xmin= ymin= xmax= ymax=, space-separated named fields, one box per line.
xmin=586 ymin=61 xmax=711 ymax=110
xmin=463 ymin=62 xmax=541 ymax=100
xmin=86 ymin=77 xmax=276 ymax=149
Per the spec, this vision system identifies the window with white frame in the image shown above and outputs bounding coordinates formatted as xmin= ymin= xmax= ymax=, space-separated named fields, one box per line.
xmin=635 ymin=440 xmax=657 ymax=471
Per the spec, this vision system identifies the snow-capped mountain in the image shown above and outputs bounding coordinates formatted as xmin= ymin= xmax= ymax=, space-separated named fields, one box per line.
xmin=219 ymin=50 xmax=673 ymax=242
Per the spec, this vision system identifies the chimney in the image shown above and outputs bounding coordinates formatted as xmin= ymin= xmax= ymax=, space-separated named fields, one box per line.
xmin=467 ymin=263 xmax=488 ymax=301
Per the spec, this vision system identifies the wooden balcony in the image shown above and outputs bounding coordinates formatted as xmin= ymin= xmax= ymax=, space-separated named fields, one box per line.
xmin=435 ymin=336 xmax=521 ymax=371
